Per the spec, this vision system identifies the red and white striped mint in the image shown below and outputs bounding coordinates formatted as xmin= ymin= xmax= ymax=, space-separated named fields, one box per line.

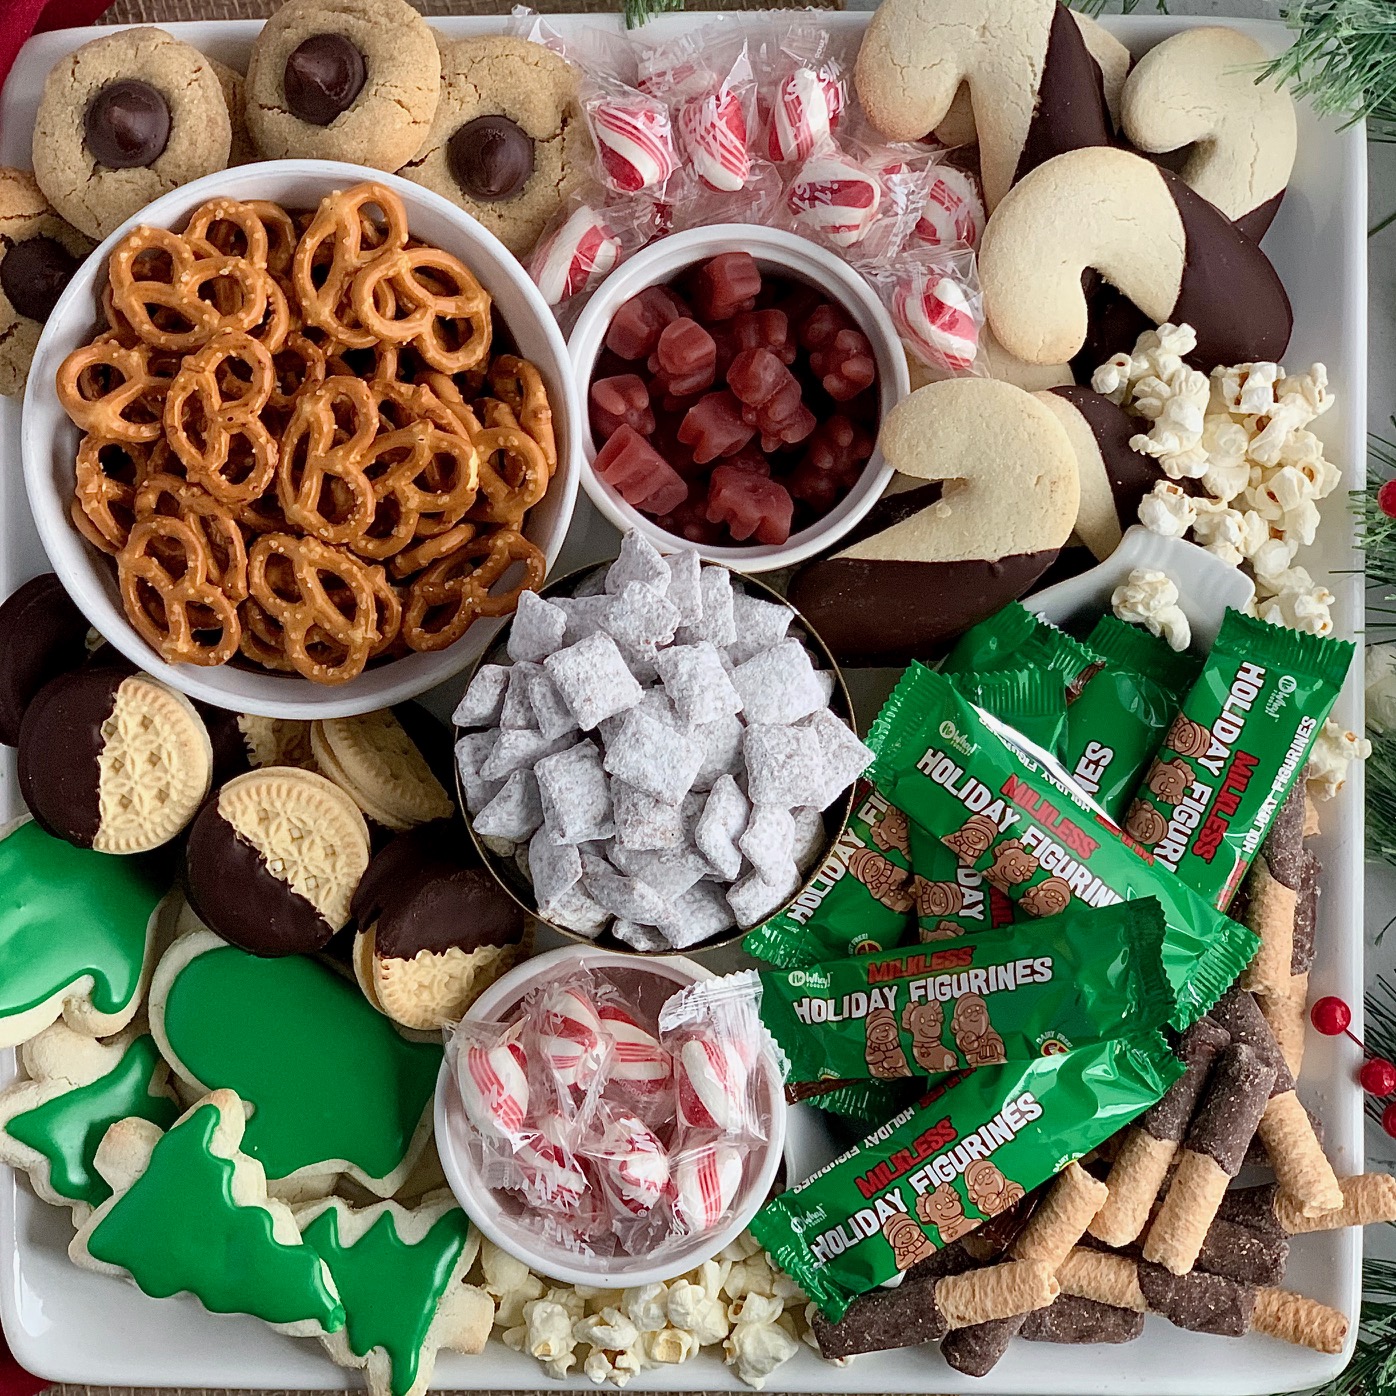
xmin=786 ymin=156 xmax=882 ymax=249
xmin=592 ymin=98 xmax=678 ymax=194
xmin=514 ymin=1115 xmax=588 ymax=1210
xmin=913 ymin=167 xmax=986 ymax=252
xmin=893 ymin=274 xmax=980 ymax=373
xmin=458 ymin=1039 xmax=529 ymax=1142
xmin=671 ymin=1142 xmax=743 ymax=1234
xmin=677 ymin=90 xmax=750 ymax=193
xmin=540 ymin=984 xmax=605 ymax=1091
xmin=530 ymin=205 xmax=622 ymax=308
xmin=766 ymin=67 xmax=843 ymax=164
xmin=592 ymin=1111 xmax=671 ymax=1216
xmin=676 ymin=1035 xmax=749 ymax=1132
xmin=599 ymin=1003 xmax=673 ymax=1095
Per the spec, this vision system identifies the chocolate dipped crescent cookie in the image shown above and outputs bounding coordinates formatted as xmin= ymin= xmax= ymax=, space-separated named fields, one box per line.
xmin=978 ymin=147 xmax=1293 ymax=373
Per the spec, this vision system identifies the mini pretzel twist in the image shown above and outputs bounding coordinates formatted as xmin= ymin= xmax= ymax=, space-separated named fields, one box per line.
xmin=71 ymin=436 xmax=166 ymax=554
xmin=185 ymin=197 xmax=298 ymax=276
xmin=275 ymin=376 xmax=380 ymax=546
xmin=56 ymin=338 xmax=168 ymax=443
xmin=403 ymin=527 xmax=545 ymax=652
xmin=164 ymin=330 xmax=279 ymax=506
xmin=469 ymin=400 xmax=550 ymax=524
xmin=351 ymin=245 xmax=493 ymax=370
xmin=134 ymin=471 xmax=250 ymax=605
xmin=118 ymin=515 xmax=242 ymax=666
xmin=489 ymin=355 xmax=557 ymax=475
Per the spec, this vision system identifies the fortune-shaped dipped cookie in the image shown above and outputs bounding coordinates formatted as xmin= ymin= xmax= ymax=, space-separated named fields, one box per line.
xmin=788 ymin=379 xmax=1079 ymax=665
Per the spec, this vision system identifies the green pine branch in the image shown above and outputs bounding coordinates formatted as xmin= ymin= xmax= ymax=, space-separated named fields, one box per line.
xmin=1269 ymin=2 xmax=1396 ymax=141
xmin=1311 ymin=1257 xmax=1396 ymax=1396
xmin=1067 ymin=1 xmax=1168 ymax=14
xmin=622 ymin=0 xmax=683 ymax=28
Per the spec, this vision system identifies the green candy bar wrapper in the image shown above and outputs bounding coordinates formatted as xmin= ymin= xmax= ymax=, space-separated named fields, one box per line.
xmin=682 ymin=901 xmax=1174 ymax=1087
xmin=788 ymin=1079 xmax=921 ymax=1132
xmin=866 ymin=665 xmax=1258 ymax=1030
xmin=947 ymin=669 xmax=1068 ymax=759
xmin=1064 ymin=616 xmax=1200 ymax=819
xmin=942 ymin=603 xmax=1103 ymax=700
xmin=750 ymin=1032 xmax=1183 ymax=1322
xmin=1121 ymin=609 xmax=1354 ymax=910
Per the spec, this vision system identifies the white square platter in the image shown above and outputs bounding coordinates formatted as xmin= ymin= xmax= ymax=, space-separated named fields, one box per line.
xmin=0 ymin=11 xmax=1368 ymax=1394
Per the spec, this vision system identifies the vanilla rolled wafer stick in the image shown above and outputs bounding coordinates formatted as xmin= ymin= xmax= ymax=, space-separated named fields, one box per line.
xmin=1251 ymin=1286 xmax=1348 ymax=1354
xmin=1143 ymin=1043 xmax=1276 ymax=1274
xmin=1090 ymin=1018 xmax=1230 ymax=1246
xmin=1303 ymin=793 xmax=1321 ymax=837
xmin=1238 ymin=784 xmax=1305 ymax=998
xmin=1209 ymin=987 xmax=1343 ymax=1216
xmin=1252 ymin=1174 xmax=1396 ymax=1234
xmin=1021 ymin=1292 xmax=1144 ymax=1345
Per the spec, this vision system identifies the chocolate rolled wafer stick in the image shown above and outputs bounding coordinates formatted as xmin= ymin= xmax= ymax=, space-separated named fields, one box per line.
xmin=1273 ymin=1174 xmax=1396 ymax=1233
xmin=1257 ymin=846 xmax=1320 ymax=1077
xmin=1240 ymin=1104 xmax=1324 ymax=1170
xmin=1303 ymin=793 xmax=1321 ymax=838
xmin=1239 ymin=785 xmax=1306 ymax=998
xmin=1208 ymin=987 xmax=1343 ymax=1216
xmin=1192 ymin=1216 xmax=1289 ymax=1287
xmin=1057 ymin=1247 xmax=1350 ymax=1352
xmin=1021 ymin=1293 xmax=1145 ymax=1345
xmin=1090 ymin=1018 xmax=1230 ymax=1246
xmin=1144 ymin=1043 xmax=1276 ymax=1274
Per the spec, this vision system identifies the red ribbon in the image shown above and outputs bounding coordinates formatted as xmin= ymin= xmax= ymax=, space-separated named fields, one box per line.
xmin=0 ymin=0 xmax=114 ymax=97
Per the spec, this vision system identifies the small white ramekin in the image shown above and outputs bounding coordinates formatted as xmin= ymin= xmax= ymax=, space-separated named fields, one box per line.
xmin=567 ymin=224 xmax=908 ymax=573
xmin=435 ymin=944 xmax=788 ymax=1288
xmin=22 ymin=160 xmax=582 ymax=719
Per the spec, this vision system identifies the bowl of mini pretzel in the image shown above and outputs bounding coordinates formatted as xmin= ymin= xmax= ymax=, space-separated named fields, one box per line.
xmin=20 ymin=160 xmax=581 ymax=719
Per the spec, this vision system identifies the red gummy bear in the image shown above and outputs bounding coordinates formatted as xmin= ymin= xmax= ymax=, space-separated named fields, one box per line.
xmin=809 ymin=327 xmax=877 ymax=402
xmin=590 ymin=375 xmax=655 ymax=443
xmin=797 ymin=301 xmax=852 ymax=352
xmin=606 ymin=285 xmax=689 ymax=361
xmin=655 ymin=494 xmax=726 ymax=546
xmin=691 ymin=252 xmax=761 ymax=321
xmin=723 ymin=445 xmax=771 ymax=477
xmin=648 ymin=317 xmax=717 ymax=398
xmin=727 ymin=348 xmax=815 ymax=451
xmin=787 ymin=415 xmax=874 ymax=509
xmin=707 ymin=464 xmax=795 ymax=545
xmin=594 ymin=425 xmax=690 ymax=516
xmin=730 ymin=309 xmax=796 ymax=365
xmin=677 ymin=390 xmax=756 ymax=464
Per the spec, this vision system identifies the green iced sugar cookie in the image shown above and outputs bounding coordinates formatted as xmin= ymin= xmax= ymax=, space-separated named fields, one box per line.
xmin=0 ymin=820 xmax=165 ymax=1033
xmin=155 ymin=938 xmax=442 ymax=1186
xmin=85 ymin=1101 xmax=345 ymax=1330
xmin=302 ymin=1204 xmax=470 ymax=1396
xmin=7 ymin=1034 xmax=179 ymax=1207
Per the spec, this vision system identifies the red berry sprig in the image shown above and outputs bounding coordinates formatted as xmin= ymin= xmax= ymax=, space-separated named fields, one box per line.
xmin=1311 ymin=996 xmax=1396 ymax=1135
xmin=1379 ymin=479 xmax=1396 ymax=519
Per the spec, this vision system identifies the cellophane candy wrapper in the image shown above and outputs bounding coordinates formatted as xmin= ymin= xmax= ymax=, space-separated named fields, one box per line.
xmin=446 ymin=963 xmax=773 ymax=1262
xmin=753 ymin=22 xmax=850 ymax=165
xmin=864 ymin=245 xmax=987 ymax=378
xmin=527 ymin=187 xmax=659 ymax=320
xmin=908 ymin=158 xmax=987 ymax=253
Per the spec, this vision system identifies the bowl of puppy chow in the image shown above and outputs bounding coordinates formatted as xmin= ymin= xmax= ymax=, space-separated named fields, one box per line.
xmin=452 ymin=530 xmax=873 ymax=952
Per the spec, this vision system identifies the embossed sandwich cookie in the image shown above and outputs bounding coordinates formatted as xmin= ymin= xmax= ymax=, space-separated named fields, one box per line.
xmin=32 ymin=27 xmax=233 ymax=241
xmin=18 ymin=667 xmax=213 ymax=854
xmin=244 ymin=0 xmax=440 ymax=170
xmin=184 ymin=766 xmax=371 ymax=956
xmin=351 ymin=821 xmax=526 ymax=1030
xmin=0 ymin=1020 xmax=178 ymax=1223
xmin=788 ymin=379 xmax=1079 ymax=665
xmin=400 ymin=36 xmax=592 ymax=258
xmin=855 ymin=0 xmax=1115 ymax=211
xmin=0 ymin=573 xmax=91 ymax=745
xmin=978 ymin=146 xmax=1293 ymax=373
xmin=295 ymin=1192 xmax=492 ymax=1396
xmin=311 ymin=709 xmax=455 ymax=833
xmin=1121 ymin=28 xmax=1297 ymax=242
xmin=150 ymin=926 xmax=442 ymax=1198
xmin=69 ymin=1089 xmax=347 ymax=1336
xmin=236 ymin=715 xmax=317 ymax=772
xmin=0 ymin=818 xmax=168 ymax=1049
xmin=0 ymin=170 xmax=92 ymax=397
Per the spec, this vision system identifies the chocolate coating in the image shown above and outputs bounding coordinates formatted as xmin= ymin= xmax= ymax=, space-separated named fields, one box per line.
xmin=1139 ymin=1015 xmax=1229 ymax=1141
xmin=1234 ymin=190 xmax=1285 ymax=245
xmin=1136 ymin=1262 xmax=1253 ymax=1336
xmin=1215 ymin=1183 xmax=1285 ymax=1239
xmin=1051 ymin=385 xmax=1162 ymax=537
xmin=448 ymin=116 xmax=535 ymax=201
xmin=190 ymin=701 xmax=252 ymax=788
xmin=1183 ymin=1042 xmax=1275 ymax=1175
xmin=185 ymin=803 xmax=333 ymax=956
xmin=0 ymin=236 xmax=79 ymax=322
xmin=17 ymin=667 xmax=124 ymax=848
xmin=788 ymin=553 xmax=1057 ymax=666
xmin=1014 ymin=2 xmax=1114 ymax=185
xmin=1209 ymin=987 xmax=1294 ymax=1094
xmin=1258 ymin=782 xmax=1307 ymax=890
xmin=1292 ymin=850 xmax=1320 ymax=974
xmin=941 ymin=1314 xmax=1026 ymax=1376
xmin=0 ymin=574 xmax=90 ymax=745
xmin=1194 ymin=1216 xmax=1289 ymax=1288
xmin=283 ymin=34 xmax=367 ymax=127
xmin=351 ymin=819 xmax=522 ymax=959
xmin=1021 ymin=1294 xmax=1145 ymax=1345
xmin=84 ymin=80 xmax=171 ymax=169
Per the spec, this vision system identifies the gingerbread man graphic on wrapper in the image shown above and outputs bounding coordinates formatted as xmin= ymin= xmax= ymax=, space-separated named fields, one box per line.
xmin=943 ymin=812 xmax=998 ymax=864
xmin=901 ymin=1000 xmax=957 ymax=1073
xmin=864 ymin=1006 xmax=912 ymax=1079
xmin=1019 ymin=875 xmax=1072 ymax=918
xmin=1125 ymin=798 xmax=1169 ymax=847
xmin=910 ymin=877 xmax=963 ymax=921
xmin=1166 ymin=714 xmax=1214 ymax=760
xmin=964 ymin=1158 xmax=1025 ymax=1217
xmin=916 ymin=1181 xmax=976 ymax=1243
xmin=846 ymin=846 xmax=915 ymax=913
xmin=920 ymin=920 xmax=964 ymax=942
xmin=951 ymin=993 xmax=1007 ymax=1066
xmin=882 ymin=1211 xmax=937 ymax=1271
xmin=1146 ymin=757 xmax=1193 ymax=805
xmin=870 ymin=803 xmax=911 ymax=858
xmin=984 ymin=838 xmax=1039 ymax=892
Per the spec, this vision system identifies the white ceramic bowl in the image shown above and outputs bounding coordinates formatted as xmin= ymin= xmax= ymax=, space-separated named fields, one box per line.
xmin=568 ymin=225 xmax=908 ymax=573
xmin=435 ymin=944 xmax=788 ymax=1287
xmin=21 ymin=160 xmax=582 ymax=719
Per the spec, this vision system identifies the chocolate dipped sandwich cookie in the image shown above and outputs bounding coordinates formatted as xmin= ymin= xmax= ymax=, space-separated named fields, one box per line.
xmin=0 ymin=573 xmax=91 ymax=746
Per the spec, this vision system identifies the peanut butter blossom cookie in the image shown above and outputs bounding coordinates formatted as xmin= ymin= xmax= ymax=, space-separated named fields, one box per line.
xmin=401 ymin=36 xmax=592 ymax=259
xmin=32 ymin=27 xmax=233 ymax=241
xmin=0 ymin=170 xmax=91 ymax=396
xmin=244 ymin=0 xmax=440 ymax=171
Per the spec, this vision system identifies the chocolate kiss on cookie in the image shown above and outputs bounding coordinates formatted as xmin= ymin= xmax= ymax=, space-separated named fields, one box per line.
xmin=855 ymin=0 xmax=1114 ymax=211
xmin=185 ymin=767 xmax=370 ymax=957
xmin=350 ymin=820 xmax=525 ymax=1030
xmin=979 ymin=146 xmax=1293 ymax=373
xmin=310 ymin=709 xmax=454 ymax=832
xmin=1036 ymin=387 xmax=1165 ymax=562
xmin=1121 ymin=28 xmax=1297 ymax=243
xmin=788 ymin=380 xmax=1079 ymax=666
xmin=0 ymin=574 xmax=91 ymax=746
xmin=18 ymin=668 xmax=213 ymax=854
